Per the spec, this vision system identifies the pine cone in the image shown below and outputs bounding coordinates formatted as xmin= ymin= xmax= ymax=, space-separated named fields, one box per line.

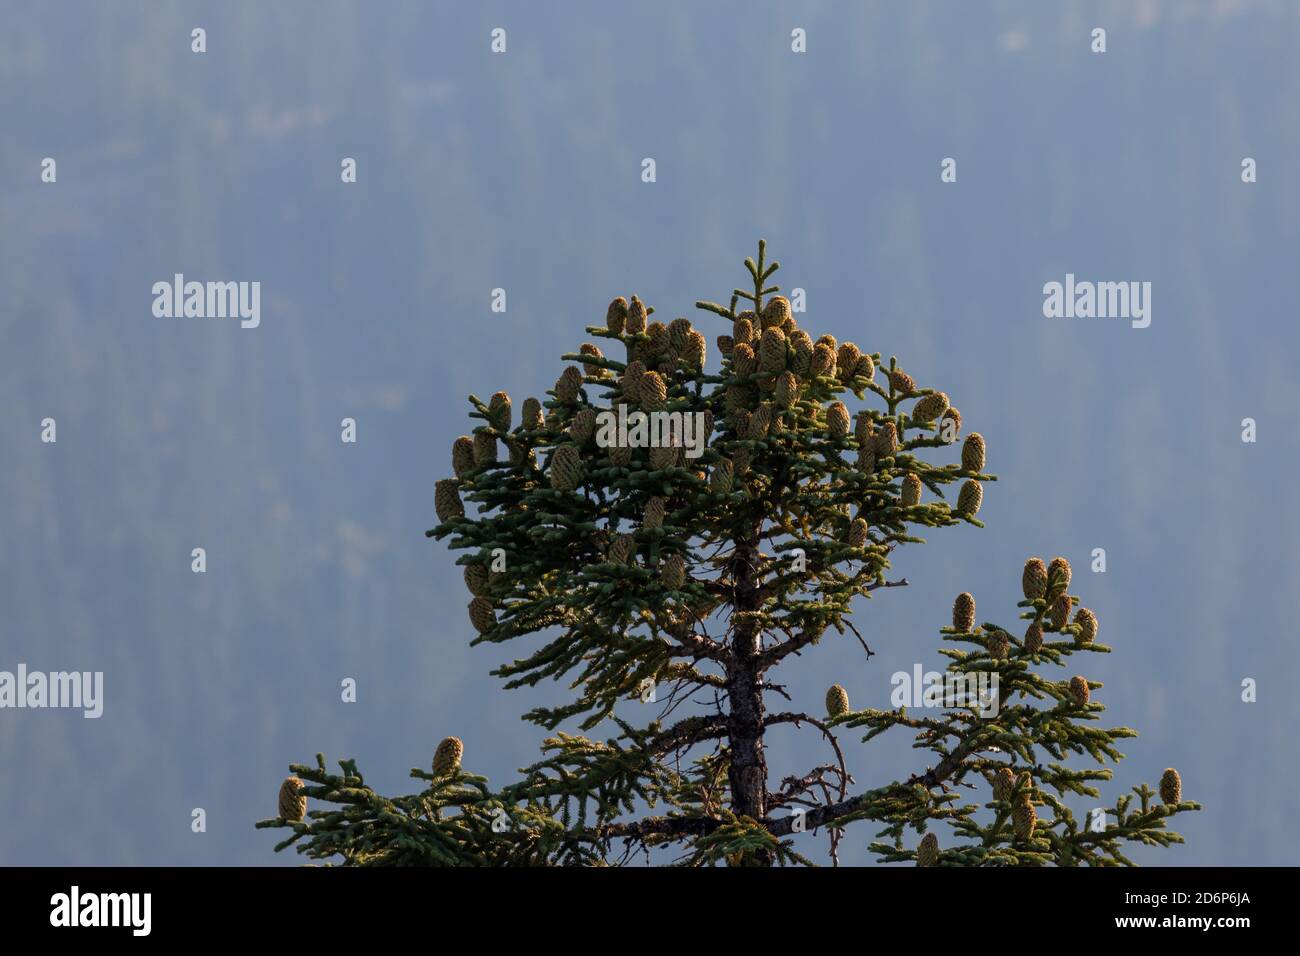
xmin=1048 ymin=593 xmax=1072 ymax=630
xmin=473 ymin=432 xmax=497 ymax=467
xmin=855 ymin=354 xmax=876 ymax=381
xmin=569 ymin=408 xmax=597 ymax=443
xmin=644 ymin=496 xmax=666 ymax=530
xmin=647 ymin=321 xmax=670 ymax=359
xmin=724 ymin=385 xmax=753 ymax=416
xmin=1024 ymin=622 xmax=1044 ymax=653
xmin=610 ymin=445 xmax=632 ymax=467
xmin=825 ymin=684 xmax=850 ymax=717
xmin=759 ymin=327 xmax=787 ymax=375
xmin=917 ymin=832 xmax=939 ymax=867
xmin=890 ymin=368 xmax=916 ymax=395
xmin=661 ymin=553 xmax=686 ymax=590
xmin=649 ymin=443 xmax=680 ymax=471
xmin=625 ymin=296 xmax=647 ymax=334
xmin=685 ymin=330 xmax=707 ymax=369
xmin=988 ymin=630 xmax=1010 ymax=659
xmin=961 ymin=432 xmax=986 ymax=472
xmin=606 ymin=297 xmax=628 ymax=334
xmin=749 ymin=404 xmax=772 ymax=440
xmin=435 ymin=479 xmax=464 ymax=523
xmin=580 ymin=343 xmax=607 ymax=379
xmin=827 ymin=401 xmax=850 ymax=438
xmin=717 ymin=334 xmax=735 ymax=358
xmin=761 ymin=295 xmax=792 ymax=331
xmin=555 ymin=366 xmax=584 ymax=404
xmin=854 ymin=411 xmax=873 ymax=444
xmin=901 ymin=473 xmax=922 ymax=506
xmin=732 ymin=447 xmax=751 ymax=475
xmin=278 ymin=776 xmax=306 ymax=822
xmin=488 ymin=391 xmax=512 ymax=431
xmin=1068 ymin=675 xmax=1090 ymax=706
xmin=452 ymin=436 xmax=475 ymax=477
xmin=953 ymin=592 xmax=976 ymax=632
xmin=810 ymin=343 xmax=837 ymax=378
xmin=468 ymin=596 xmax=496 ymax=633
xmin=733 ymin=315 xmax=755 ymax=347
xmin=433 ymin=736 xmax=464 ymax=776
xmin=640 ymin=371 xmax=667 ymax=411
xmin=668 ymin=317 xmax=693 ymax=354
xmin=1160 ymin=768 xmax=1182 ymax=806
xmin=549 ymin=444 xmax=582 ymax=491
xmin=521 ymin=398 xmax=544 ymax=430
xmin=791 ymin=331 xmax=814 ymax=376
xmin=1012 ymin=798 xmax=1036 ymax=842
xmin=992 ymin=767 xmax=1016 ymax=803
xmin=1047 ymin=556 xmax=1072 ymax=597
xmin=1074 ymin=608 xmax=1098 ymax=645
xmin=732 ymin=342 xmax=757 ymax=379
xmin=957 ymin=479 xmax=983 ymax=515
xmin=464 ymin=564 xmax=489 ymax=597
xmin=622 ymin=360 xmax=646 ymax=403
xmin=874 ymin=420 xmax=899 ymax=458
xmin=849 ymin=517 xmax=869 ymax=550
xmin=941 ymin=406 xmax=962 ymax=440
xmin=1022 ymin=558 xmax=1048 ymax=600
xmin=912 ymin=391 xmax=949 ymax=424
xmin=836 ymin=343 xmax=862 ymax=382
xmin=710 ymin=458 xmax=734 ymax=493
xmin=608 ymin=533 xmax=635 ymax=565
xmin=856 ymin=445 xmax=877 ymax=472
xmin=775 ymin=370 xmax=800 ymax=409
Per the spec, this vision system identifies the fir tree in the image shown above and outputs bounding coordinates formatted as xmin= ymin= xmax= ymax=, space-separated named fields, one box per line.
xmin=258 ymin=242 xmax=1198 ymax=866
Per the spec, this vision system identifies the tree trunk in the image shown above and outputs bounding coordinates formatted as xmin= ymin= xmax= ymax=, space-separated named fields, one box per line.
xmin=726 ymin=532 xmax=770 ymax=861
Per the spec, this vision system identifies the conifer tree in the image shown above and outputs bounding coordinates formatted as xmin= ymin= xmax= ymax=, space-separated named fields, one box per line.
xmin=258 ymin=242 xmax=1198 ymax=866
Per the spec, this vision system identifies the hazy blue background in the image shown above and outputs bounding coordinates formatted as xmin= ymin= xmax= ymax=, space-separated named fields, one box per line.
xmin=2 ymin=0 xmax=1297 ymax=866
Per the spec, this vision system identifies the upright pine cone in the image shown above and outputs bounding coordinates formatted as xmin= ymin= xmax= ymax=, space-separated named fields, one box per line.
xmin=452 ymin=436 xmax=475 ymax=477
xmin=759 ymin=327 xmax=787 ymax=374
xmin=521 ymin=397 xmax=544 ymax=430
xmin=957 ymin=479 xmax=983 ymax=515
xmin=278 ymin=776 xmax=306 ymax=822
xmin=856 ymin=445 xmax=876 ymax=472
xmin=1012 ymin=798 xmax=1037 ymax=842
xmin=732 ymin=342 xmax=757 ymax=379
xmin=569 ymin=408 xmax=597 ymax=443
xmin=1074 ymin=608 xmax=1098 ymax=645
xmin=941 ymin=406 xmax=962 ymax=440
xmin=854 ymin=353 xmax=875 ymax=381
xmin=1024 ymin=622 xmax=1044 ymax=653
xmin=685 ymin=330 xmax=707 ymax=369
xmin=1022 ymin=558 xmax=1048 ymax=600
xmin=874 ymin=420 xmax=899 ymax=458
xmin=1047 ymin=556 xmax=1072 ymax=597
xmin=917 ymin=832 xmax=939 ymax=867
xmin=733 ymin=315 xmax=755 ymax=347
xmin=792 ymin=333 xmax=814 ymax=376
xmin=992 ymin=767 xmax=1016 ymax=803
xmin=810 ymin=342 xmax=837 ymax=378
xmin=580 ymin=343 xmax=607 ymax=379
xmin=609 ymin=445 xmax=632 ymax=467
xmin=606 ymin=296 xmax=628 ymax=334
xmin=1160 ymin=768 xmax=1182 ymax=806
xmin=649 ymin=443 xmax=680 ymax=471
xmin=1068 ymin=675 xmax=1090 ymax=706
xmin=774 ymin=370 xmax=800 ymax=408
xmin=625 ymin=296 xmax=647 ymax=335
xmin=435 ymin=479 xmax=464 ymax=523
xmin=473 ymin=431 xmax=496 ymax=467
xmin=890 ymin=368 xmax=916 ymax=395
xmin=849 ymin=517 xmax=869 ymax=550
xmin=464 ymin=563 xmax=489 ymax=597
xmin=488 ymin=391 xmax=512 ymax=431
xmin=762 ymin=295 xmax=792 ymax=331
xmin=468 ymin=596 xmax=496 ymax=633
xmin=661 ymin=553 xmax=685 ymax=590
xmin=953 ymin=592 xmax=976 ymax=632
xmin=854 ymin=410 xmax=873 ymax=445
xmin=961 ymin=432 xmax=986 ymax=472
xmin=639 ymin=371 xmax=667 ymax=411
xmin=647 ymin=321 xmax=670 ymax=359
xmin=432 ymin=736 xmax=464 ymax=776
xmin=1048 ymin=592 xmax=1072 ymax=629
xmin=621 ymin=360 xmax=646 ymax=403
xmin=987 ymin=630 xmax=1010 ymax=659
xmin=911 ymin=391 xmax=949 ymax=424
xmin=668 ymin=317 xmax=693 ymax=354
xmin=901 ymin=473 xmax=922 ymax=506
xmin=827 ymin=401 xmax=850 ymax=438
xmin=717 ymin=334 xmax=735 ymax=358
xmin=608 ymin=533 xmax=635 ymax=565
xmin=643 ymin=496 xmax=666 ymax=530
xmin=749 ymin=404 xmax=772 ymax=440
xmin=549 ymin=444 xmax=582 ymax=491
xmin=710 ymin=458 xmax=734 ymax=493
xmin=825 ymin=684 xmax=850 ymax=717
xmin=554 ymin=365 xmax=584 ymax=404
xmin=836 ymin=343 xmax=862 ymax=382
